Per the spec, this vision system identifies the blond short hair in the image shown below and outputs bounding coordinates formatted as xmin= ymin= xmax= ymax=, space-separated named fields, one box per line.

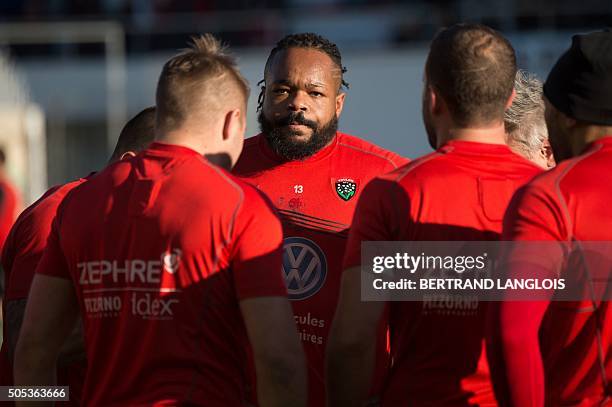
xmin=155 ymin=34 xmax=249 ymax=134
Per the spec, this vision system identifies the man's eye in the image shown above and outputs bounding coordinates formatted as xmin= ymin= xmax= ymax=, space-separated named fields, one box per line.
xmin=273 ymin=89 xmax=289 ymax=95
xmin=310 ymin=92 xmax=323 ymax=97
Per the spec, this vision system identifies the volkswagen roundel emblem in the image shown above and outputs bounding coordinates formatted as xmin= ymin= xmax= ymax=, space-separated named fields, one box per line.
xmin=282 ymin=237 xmax=327 ymax=300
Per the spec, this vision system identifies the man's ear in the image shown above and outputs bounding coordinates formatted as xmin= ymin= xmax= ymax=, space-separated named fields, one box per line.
xmin=119 ymin=151 xmax=136 ymax=160
xmin=335 ymin=92 xmax=346 ymax=118
xmin=222 ymin=109 xmax=245 ymax=141
xmin=540 ymin=140 xmax=556 ymax=168
xmin=428 ymin=85 xmax=442 ymax=116
xmin=505 ymin=88 xmax=516 ymax=110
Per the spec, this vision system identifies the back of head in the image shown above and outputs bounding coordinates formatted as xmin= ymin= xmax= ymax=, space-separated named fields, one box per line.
xmin=110 ymin=106 xmax=156 ymax=163
xmin=155 ymin=34 xmax=250 ymax=136
xmin=543 ymin=30 xmax=612 ymax=161
xmin=505 ymin=70 xmax=547 ymax=160
xmin=544 ymin=30 xmax=612 ymax=126
xmin=426 ymin=23 xmax=517 ymax=126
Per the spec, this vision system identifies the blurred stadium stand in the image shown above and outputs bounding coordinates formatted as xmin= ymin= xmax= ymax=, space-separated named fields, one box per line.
xmin=0 ymin=0 xmax=610 ymax=201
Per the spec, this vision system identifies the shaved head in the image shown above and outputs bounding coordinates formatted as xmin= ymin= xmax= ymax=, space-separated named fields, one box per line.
xmin=110 ymin=106 xmax=156 ymax=163
xmin=425 ymin=23 xmax=516 ymax=126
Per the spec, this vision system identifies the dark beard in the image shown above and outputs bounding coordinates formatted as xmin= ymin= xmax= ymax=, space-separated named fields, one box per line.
xmin=549 ymin=134 xmax=572 ymax=162
xmin=422 ymin=87 xmax=438 ymax=150
xmin=423 ymin=110 xmax=437 ymax=150
xmin=546 ymin=114 xmax=573 ymax=162
xmin=258 ymin=110 xmax=338 ymax=160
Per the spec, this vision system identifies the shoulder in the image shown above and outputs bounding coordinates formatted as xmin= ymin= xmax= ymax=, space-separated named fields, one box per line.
xmin=5 ymin=178 xmax=86 ymax=253
xmin=226 ymin=172 xmax=275 ymax=212
xmin=243 ymin=134 xmax=263 ymax=150
xmin=505 ymin=159 xmax=578 ymax=227
xmin=237 ymin=134 xmax=264 ymax=162
xmin=358 ymin=153 xmax=436 ymax=206
xmin=188 ymin=161 xmax=269 ymax=215
xmin=336 ymin=132 xmax=408 ymax=169
xmin=523 ymin=156 xmax=584 ymax=197
xmin=233 ymin=134 xmax=268 ymax=175
xmin=67 ymin=160 xmax=131 ymax=200
xmin=221 ymin=172 xmax=280 ymax=233
xmin=383 ymin=150 xmax=448 ymax=184
xmin=24 ymin=179 xmax=86 ymax=224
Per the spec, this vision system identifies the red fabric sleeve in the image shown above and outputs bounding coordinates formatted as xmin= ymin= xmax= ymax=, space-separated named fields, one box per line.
xmin=488 ymin=184 xmax=566 ymax=407
xmin=230 ymin=184 xmax=286 ymax=300
xmin=502 ymin=184 xmax=567 ymax=242
xmin=5 ymin=216 xmax=54 ymax=300
xmin=343 ymin=177 xmax=406 ymax=270
xmin=2 ymin=183 xmax=76 ymax=300
xmin=0 ymin=180 xmax=20 ymax=251
xmin=488 ymin=297 xmax=549 ymax=407
xmin=35 ymin=212 xmax=70 ymax=280
xmin=1 ymin=220 xmax=16 ymax=294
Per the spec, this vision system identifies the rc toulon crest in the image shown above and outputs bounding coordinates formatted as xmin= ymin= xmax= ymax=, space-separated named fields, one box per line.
xmin=335 ymin=178 xmax=357 ymax=201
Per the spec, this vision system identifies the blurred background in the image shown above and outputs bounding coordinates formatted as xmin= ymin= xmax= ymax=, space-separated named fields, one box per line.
xmin=0 ymin=0 xmax=610 ymax=204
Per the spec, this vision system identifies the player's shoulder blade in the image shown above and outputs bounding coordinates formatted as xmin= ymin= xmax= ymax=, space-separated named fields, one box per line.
xmin=233 ymin=134 xmax=267 ymax=175
xmin=243 ymin=134 xmax=262 ymax=150
xmin=236 ymin=134 xmax=263 ymax=161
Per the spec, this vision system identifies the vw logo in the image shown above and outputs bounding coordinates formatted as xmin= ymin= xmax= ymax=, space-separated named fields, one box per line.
xmin=282 ymin=237 xmax=327 ymax=300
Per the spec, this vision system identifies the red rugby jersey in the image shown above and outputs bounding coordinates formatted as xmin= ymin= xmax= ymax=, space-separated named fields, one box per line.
xmin=0 ymin=177 xmax=21 ymax=251
xmin=0 ymin=178 xmax=88 ymax=405
xmin=344 ymin=140 xmax=543 ymax=406
xmin=499 ymin=136 xmax=612 ymax=406
xmin=35 ymin=142 xmax=287 ymax=406
xmin=233 ymin=132 xmax=407 ymax=406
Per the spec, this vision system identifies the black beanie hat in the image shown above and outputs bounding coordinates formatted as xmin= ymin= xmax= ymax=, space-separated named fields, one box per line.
xmin=543 ymin=30 xmax=612 ymax=125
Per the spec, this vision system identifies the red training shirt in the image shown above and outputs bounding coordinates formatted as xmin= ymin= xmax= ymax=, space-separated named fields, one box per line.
xmin=498 ymin=136 xmax=612 ymax=406
xmin=344 ymin=140 xmax=543 ymax=406
xmin=35 ymin=142 xmax=287 ymax=406
xmin=0 ymin=176 xmax=21 ymax=251
xmin=0 ymin=178 xmax=88 ymax=405
xmin=233 ymin=132 xmax=407 ymax=406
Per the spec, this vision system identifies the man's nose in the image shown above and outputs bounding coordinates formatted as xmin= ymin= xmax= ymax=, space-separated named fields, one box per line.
xmin=287 ymin=90 xmax=308 ymax=112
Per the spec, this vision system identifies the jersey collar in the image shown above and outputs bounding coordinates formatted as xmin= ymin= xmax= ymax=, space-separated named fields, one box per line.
xmin=589 ymin=135 xmax=612 ymax=150
xmin=439 ymin=140 xmax=513 ymax=155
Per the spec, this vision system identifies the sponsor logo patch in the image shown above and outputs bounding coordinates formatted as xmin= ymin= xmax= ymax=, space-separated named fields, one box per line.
xmin=282 ymin=237 xmax=327 ymax=300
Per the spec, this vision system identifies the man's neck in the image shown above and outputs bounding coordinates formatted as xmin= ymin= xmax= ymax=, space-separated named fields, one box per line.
xmin=570 ymin=125 xmax=612 ymax=155
xmin=438 ymin=123 xmax=507 ymax=148
xmin=155 ymin=131 xmax=207 ymax=156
